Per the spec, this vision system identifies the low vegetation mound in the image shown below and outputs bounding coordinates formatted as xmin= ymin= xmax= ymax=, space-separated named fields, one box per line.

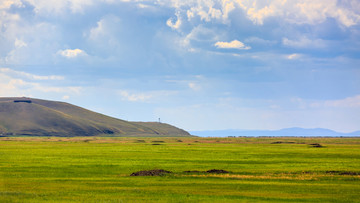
xmin=130 ymin=169 xmax=172 ymax=176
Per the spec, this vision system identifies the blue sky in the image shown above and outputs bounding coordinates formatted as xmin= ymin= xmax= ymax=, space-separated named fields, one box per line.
xmin=1 ymin=0 xmax=360 ymax=132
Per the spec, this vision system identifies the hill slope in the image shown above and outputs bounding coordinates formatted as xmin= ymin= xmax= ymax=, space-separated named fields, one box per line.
xmin=0 ymin=97 xmax=190 ymax=137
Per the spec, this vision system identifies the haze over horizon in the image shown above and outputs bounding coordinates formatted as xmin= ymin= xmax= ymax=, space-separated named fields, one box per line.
xmin=1 ymin=0 xmax=359 ymax=133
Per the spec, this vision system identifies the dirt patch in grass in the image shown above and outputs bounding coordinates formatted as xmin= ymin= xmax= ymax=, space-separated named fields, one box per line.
xmin=183 ymin=170 xmax=202 ymax=173
xmin=206 ymin=169 xmax=230 ymax=174
xmin=183 ymin=169 xmax=230 ymax=174
xmin=308 ymin=143 xmax=324 ymax=148
xmin=325 ymin=171 xmax=360 ymax=175
xmin=130 ymin=169 xmax=172 ymax=176
xmin=271 ymin=141 xmax=296 ymax=144
xmin=152 ymin=140 xmax=165 ymax=143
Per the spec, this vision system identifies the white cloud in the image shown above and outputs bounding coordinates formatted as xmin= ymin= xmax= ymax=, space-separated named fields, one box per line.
xmin=118 ymin=90 xmax=153 ymax=102
xmin=245 ymin=3 xmax=277 ymax=25
xmin=289 ymin=95 xmax=360 ymax=109
xmin=244 ymin=37 xmax=276 ymax=46
xmin=68 ymin=0 xmax=94 ymax=13
xmin=231 ymin=0 xmax=360 ymax=26
xmin=167 ymin=11 xmax=182 ymax=30
xmin=188 ymin=82 xmax=201 ymax=91
xmin=137 ymin=3 xmax=150 ymax=9
xmin=88 ymin=19 xmax=106 ymax=40
xmin=85 ymin=15 xmax=122 ymax=56
xmin=0 ymin=0 xmax=23 ymax=9
xmin=312 ymin=95 xmax=360 ymax=108
xmin=58 ymin=49 xmax=86 ymax=58
xmin=294 ymin=0 xmax=360 ymax=27
xmin=118 ymin=89 xmax=178 ymax=102
xmin=0 ymin=69 xmax=81 ymax=97
xmin=184 ymin=1 xmax=222 ymax=22
xmin=21 ymin=0 xmax=94 ymax=14
xmin=214 ymin=40 xmax=251 ymax=50
xmin=1 ymin=19 xmax=62 ymax=65
xmin=0 ymin=68 xmax=64 ymax=80
xmin=14 ymin=38 xmax=27 ymax=48
xmin=181 ymin=25 xmax=220 ymax=48
xmin=165 ymin=0 xmax=360 ymax=27
xmin=62 ymin=95 xmax=70 ymax=100
xmin=282 ymin=36 xmax=325 ymax=48
xmin=287 ymin=53 xmax=301 ymax=60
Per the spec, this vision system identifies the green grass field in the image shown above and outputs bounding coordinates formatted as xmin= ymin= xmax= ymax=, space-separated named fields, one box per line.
xmin=1 ymin=137 xmax=360 ymax=202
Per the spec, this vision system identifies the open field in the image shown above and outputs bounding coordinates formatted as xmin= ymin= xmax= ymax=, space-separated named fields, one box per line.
xmin=1 ymin=137 xmax=360 ymax=202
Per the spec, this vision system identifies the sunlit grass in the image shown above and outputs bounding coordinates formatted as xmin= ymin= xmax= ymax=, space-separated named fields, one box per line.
xmin=1 ymin=137 xmax=360 ymax=202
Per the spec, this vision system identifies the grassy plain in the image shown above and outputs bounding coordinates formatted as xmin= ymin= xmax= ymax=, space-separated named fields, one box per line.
xmin=1 ymin=137 xmax=360 ymax=202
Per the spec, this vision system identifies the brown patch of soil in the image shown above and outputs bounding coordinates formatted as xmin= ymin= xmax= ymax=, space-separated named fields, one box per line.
xmin=309 ymin=143 xmax=323 ymax=148
xmin=152 ymin=140 xmax=165 ymax=143
xmin=130 ymin=169 xmax=172 ymax=176
xmin=183 ymin=170 xmax=201 ymax=173
xmin=325 ymin=171 xmax=359 ymax=175
xmin=271 ymin=141 xmax=295 ymax=144
xmin=206 ymin=169 xmax=230 ymax=174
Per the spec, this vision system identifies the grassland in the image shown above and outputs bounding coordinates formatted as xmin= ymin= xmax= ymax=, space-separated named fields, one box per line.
xmin=1 ymin=137 xmax=360 ymax=202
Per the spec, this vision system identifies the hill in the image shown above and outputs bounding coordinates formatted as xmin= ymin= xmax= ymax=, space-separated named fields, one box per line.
xmin=0 ymin=97 xmax=190 ymax=137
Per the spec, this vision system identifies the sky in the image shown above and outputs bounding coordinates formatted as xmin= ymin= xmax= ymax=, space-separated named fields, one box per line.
xmin=0 ymin=0 xmax=360 ymax=133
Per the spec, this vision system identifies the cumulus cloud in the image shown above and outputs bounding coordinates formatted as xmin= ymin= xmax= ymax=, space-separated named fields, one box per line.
xmin=0 ymin=0 xmax=22 ymax=9
xmin=214 ymin=40 xmax=251 ymax=50
xmin=294 ymin=0 xmax=360 ymax=27
xmin=165 ymin=0 xmax=360 ymax=27
xmin=58 ymin=49 xmax=86 ymax=58
xmin=84 ymin=15 xmax=122 ymax=56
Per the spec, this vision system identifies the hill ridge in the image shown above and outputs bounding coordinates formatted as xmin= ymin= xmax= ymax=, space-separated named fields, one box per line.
xmin=0 ymin=97 xmax=190 ymax=137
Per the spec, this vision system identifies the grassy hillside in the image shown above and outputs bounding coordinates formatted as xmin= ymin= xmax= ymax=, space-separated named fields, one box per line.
xmin=0 ymin=97 xmax=190 ymax=137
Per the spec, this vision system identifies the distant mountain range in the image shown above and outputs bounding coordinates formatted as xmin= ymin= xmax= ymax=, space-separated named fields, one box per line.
xmin=0 ymin=97 xmax=190 ymax=137
xmin=191 ymin=127 xmax=360 ymax=137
